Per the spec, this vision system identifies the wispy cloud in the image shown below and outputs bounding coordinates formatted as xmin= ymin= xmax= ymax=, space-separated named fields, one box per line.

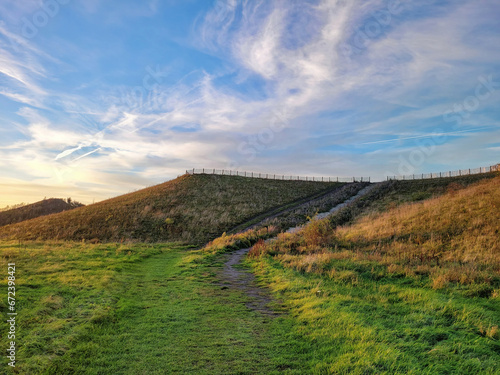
xmin=0 ymin=0 xmax=498 ymax=205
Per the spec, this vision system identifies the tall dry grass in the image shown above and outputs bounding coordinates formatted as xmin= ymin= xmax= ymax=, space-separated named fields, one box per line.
xmin=256 ymin=176 xmax=500 ymax=291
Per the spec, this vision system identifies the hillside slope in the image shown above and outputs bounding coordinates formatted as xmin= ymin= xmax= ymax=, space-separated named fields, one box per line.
xmin=0 ymin=198 xmax=83 ymax=227
xmin=0 ymin=174 xmax=342 ymax=244
xmin=240 ymin=176 xmax=500 ymax=373
xmin=258 ymin=174 xmax=500 ymax=288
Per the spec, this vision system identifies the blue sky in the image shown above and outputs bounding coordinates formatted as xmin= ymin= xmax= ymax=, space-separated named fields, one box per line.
xmin=0 ymin=0 xmax=499 ymax=206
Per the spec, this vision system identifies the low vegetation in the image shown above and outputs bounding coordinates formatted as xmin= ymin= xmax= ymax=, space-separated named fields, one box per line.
xmin=0 ymin=198 xmax=83 ymax=227
xmin=0 ymin=174 xmax=339 ymax=244
xmin=203 ymin=226 xmax=280 ymax=256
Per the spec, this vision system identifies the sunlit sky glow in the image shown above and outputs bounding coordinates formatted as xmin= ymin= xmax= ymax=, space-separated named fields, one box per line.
xmin=1 ymin=0 xmax=499 ymax=206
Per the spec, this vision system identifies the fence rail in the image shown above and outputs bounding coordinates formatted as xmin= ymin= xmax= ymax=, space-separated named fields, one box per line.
xmin=186 ymin=169 xmax=370 ymax=183
xmin=387 ymin=165 xmax=499 ymax=181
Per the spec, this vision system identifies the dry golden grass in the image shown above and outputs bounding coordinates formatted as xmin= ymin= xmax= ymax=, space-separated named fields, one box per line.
xmin=338 ymin=176 xmax=500 ymax=280
xmin=258 ymin=176 xmax=500 ymax=290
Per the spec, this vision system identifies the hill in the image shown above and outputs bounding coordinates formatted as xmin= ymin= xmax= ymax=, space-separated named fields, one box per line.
xmin=0 ymin=198 xmax=83 ymax=227
xmin=0 ymin=174 xmax=344 ymax=244
xmin=243 ymin=175 xmax=500 ymax=373
xmin=260 ymin=174 xmax=500 ymax=287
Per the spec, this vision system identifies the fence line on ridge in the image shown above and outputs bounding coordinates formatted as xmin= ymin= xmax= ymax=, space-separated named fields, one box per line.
xmin=387 ymin=164 xmax=499 ymax=181
xmin=186 ymin=169 xmax=369 ymax=183
xmin=186 ymin=164 xmax=499 ymax=183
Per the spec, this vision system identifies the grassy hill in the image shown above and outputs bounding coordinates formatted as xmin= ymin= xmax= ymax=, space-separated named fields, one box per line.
xmin=244 ymin=175 xmax=500 ymax=373
xmin=325 ymin=172 xmax=500 ymax=229
xmin=0 ymin=198 xmax=83 ymax=227
xmin=259 ymin=174 xmax=500 ymax=288
xmin=0 ymin=174 xmax=343 ymax=244
xmin=1 ymin=172 xmax=499 ymax=373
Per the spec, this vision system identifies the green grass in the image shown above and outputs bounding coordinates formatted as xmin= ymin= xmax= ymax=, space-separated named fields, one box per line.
xmin=0 ymin=174 xmax=340 ymax=244
xmin=0 ymin=241 xmax=317 ymax=374
xmin=247 ymin=256 xmax=500 ymax=374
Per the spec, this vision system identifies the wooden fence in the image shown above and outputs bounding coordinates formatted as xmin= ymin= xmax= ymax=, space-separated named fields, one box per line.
xmin=186 ymin=169 xmax=370 ymax=183
xmin=387 ymin=164 xmax=499 ymax=181
xmin=186 ymin=164 xmax=499 ymax=183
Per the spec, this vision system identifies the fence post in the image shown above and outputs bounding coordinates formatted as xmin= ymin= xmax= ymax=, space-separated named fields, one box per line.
xmin=274 ymin=174 xmax=275 ymax=179
xmin=252 ymin=172 xmax=253 ymax=178
xmin=469 ymin=169 xmax=471 ymax=175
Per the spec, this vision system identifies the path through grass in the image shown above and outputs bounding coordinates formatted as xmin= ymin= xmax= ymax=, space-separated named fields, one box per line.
xmin=1 ymin=242 xmax=310 ymax=374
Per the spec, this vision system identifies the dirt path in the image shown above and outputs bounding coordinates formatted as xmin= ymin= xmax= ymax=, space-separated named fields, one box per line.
xmin=219 ymin=183 xmax=380 ymax=316
xmin=220 ymin=247 xmax=280 ymax=316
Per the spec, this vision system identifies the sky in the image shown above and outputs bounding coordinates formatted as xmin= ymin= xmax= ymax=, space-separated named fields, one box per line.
xmin=0 ymin=0 xmax=499 ymax=206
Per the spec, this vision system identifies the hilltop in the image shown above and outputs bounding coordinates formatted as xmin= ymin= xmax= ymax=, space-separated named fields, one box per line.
xmin=0 ymin=174 xmax=343 ymax=244
xmin=0 ymin=198 xmax=83 ymax=227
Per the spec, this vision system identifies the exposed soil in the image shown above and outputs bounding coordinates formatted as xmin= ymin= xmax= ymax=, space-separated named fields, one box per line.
xmin=219 ymin=247 xmax=280 ymax=316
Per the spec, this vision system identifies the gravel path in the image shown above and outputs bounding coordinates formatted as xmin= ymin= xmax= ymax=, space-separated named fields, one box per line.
xmin=286 ymin=183 xmax=378 ymax=233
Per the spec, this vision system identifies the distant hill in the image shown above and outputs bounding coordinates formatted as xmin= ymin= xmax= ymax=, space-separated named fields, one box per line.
xmin=0 ymin=174 xmax=343 ymax=244
xmin=0 ymin=198 xmax=84 ymax=228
